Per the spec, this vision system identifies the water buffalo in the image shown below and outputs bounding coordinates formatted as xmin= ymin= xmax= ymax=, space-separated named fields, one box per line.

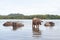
xmin=3 ymin=22 xmax=24 ymax=27
xmin=12 ymin=22 xmax=24 ymax=30
xmin=32 ymin=18 xmax=42 ymax=28
xmin=3 ymin=22 xmax=12 ymax=26
xmin=44 ymin=22 xmax=55 ymax=27
xmin=3 ymin=21 xmax=24 ymax=30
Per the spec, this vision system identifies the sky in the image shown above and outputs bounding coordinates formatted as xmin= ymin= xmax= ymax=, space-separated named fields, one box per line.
xmin=0 ymin=0 xmax=60 ymax=15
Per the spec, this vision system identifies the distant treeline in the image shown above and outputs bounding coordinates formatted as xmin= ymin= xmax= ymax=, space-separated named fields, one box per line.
xmin=0 ymin=14 xmax=60 ymax=19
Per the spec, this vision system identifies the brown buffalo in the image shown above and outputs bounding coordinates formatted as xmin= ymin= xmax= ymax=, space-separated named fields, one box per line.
xmin=12 ymin=22 xmax=24 ymax=30
xmin=3 ymin=22 xmax=24 ymax=27
xmin=32 ymin=18 xmax=42 ymax=28
xmin=3 ymin=22 xmax=12 ymax=26
xmin=3 ymin=21 xmax=24 ymax=30
xmin=44 ymin=22 xmax=55 ymax=27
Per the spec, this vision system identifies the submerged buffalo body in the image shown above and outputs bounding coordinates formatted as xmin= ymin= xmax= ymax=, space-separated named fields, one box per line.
xmin=44 ymin=22 xmax=55 ymax=27
xmin=3 ymin=22 xmax=24 ymax=27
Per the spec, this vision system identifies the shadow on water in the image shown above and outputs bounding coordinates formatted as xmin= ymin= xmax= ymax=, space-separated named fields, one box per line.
xmin=32 ymin=26 xmax=41 ymax=38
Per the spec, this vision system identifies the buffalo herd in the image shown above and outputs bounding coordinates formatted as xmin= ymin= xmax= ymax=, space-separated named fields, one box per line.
xmin=3 ymin=17 xmax=55 ymax=30
xmin=32 ymin=17 xmax=55 ymax=27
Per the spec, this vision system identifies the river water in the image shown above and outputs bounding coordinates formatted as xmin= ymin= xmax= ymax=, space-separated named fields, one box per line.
xmin=0 ymin=19 xmax=60 ymax=40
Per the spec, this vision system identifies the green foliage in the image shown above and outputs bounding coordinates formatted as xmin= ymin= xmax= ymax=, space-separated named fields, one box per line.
xmin=0 ymin=13 xmax=60 ymax=19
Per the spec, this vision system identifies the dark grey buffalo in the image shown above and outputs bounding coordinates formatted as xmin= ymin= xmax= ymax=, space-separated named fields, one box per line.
xmin=44 ymin=22 xmax=55 ymax=27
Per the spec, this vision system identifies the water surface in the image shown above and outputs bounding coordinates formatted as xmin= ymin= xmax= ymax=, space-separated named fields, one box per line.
xmin=0 ymin=19 xmax=60 ymax=40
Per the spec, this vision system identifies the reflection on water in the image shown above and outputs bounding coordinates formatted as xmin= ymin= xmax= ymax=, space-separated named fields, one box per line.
xmin=0 ymin=19 xmax=60 ymax=40
xmin=32 ymin=26 xmax=41 ymax=37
